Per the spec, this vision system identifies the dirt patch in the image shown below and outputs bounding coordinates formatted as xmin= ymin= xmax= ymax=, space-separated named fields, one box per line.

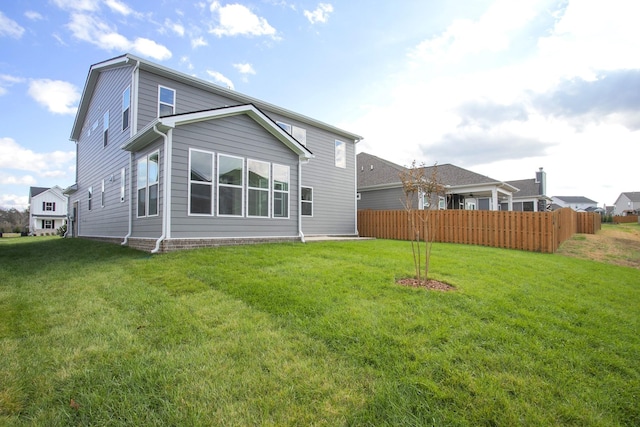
xmin=396 ymin=278 xmax=456 ymax=291
xmin=556 ymin=224 xmax=640 ymax=269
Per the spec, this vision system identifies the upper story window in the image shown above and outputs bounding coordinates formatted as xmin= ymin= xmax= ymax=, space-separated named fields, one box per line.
xmin=189 ymin=149 xmax=214 ymax=215
xmin=43 ymin=201 xmax=56 ymax=212
xmin=103 ymin=111 xmax=109 ymax=147
xmin=122 ymin=87 xmax=130 ymax=130
xmin=335 ymin=140 xmax=346 ymax=168
xmin=158 ymin=86 xmax=175 ymax=117
xmin=88 ymin=187 xmax=93 ymax=211
xmin=276 ymin=121 xmax=307 ymax=146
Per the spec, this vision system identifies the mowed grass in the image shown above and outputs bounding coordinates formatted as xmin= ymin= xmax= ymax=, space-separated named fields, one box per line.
xmin=1 ymin=236 xmax=638 ymax=426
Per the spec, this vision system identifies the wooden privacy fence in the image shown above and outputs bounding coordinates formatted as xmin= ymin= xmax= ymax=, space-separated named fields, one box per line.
xmin=357 ymin=208 xmax=601 ymax=253
xmin=613 ymin=215 xmax=638 ymax=224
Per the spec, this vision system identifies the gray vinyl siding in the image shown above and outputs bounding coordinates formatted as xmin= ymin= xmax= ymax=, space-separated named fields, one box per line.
xmin=131 ymin=141 xmax=164 ymax=238
xmin=137 ymin=70 xmax=234 ymax=131
xmin=358 ymin=187 xmax=407 ymax=210
xmin=169 ymin=115 xmax=300 ymax=238
xmin=70 ymin=65 xmax=133 ymax=238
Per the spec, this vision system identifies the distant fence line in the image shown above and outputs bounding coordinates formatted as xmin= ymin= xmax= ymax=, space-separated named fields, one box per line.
xmin=357 ymin=208 xmax=601 ymax=254
xmin=613 ymin=215 xmax=638 ymax=224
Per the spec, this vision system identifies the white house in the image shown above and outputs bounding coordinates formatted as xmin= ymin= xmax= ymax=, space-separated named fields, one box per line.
xmin=29 ymin=186 xmax=68 ymax=235
xmin=551 ymin=196 xmax=598 ymax=212
xmin=613 ymin=192 xmax=640 ymax=215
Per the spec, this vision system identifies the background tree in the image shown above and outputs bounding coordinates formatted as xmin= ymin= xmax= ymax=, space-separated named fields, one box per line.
xmin=0 ymin=208 xmax=30 ymax=233
xmin=399 ymin=161 xmax=445 ymax=283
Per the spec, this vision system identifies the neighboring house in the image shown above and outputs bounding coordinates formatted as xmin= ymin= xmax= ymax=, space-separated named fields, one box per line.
xmin=551 ymin=196 xmax=598 ymax=212
xmin=64 ymin=54 xmax=362 ymax=252
xmin=613 ymin=192 xmax=640 ymax=215
xmin=505 ymin=168 xmax=552 ymax=212
xmin=29 ymin=186 xmax=68 ymax=235
xmin=357 ymin=152 xmax=518 ymax=211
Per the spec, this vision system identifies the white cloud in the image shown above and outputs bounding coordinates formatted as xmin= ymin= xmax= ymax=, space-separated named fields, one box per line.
xmin=104 ymin=0 xmax=135 ymax=16
xmin=180 ymin=56 xmax=194 ymax=71
xmin=304 ymin=3 xmax=333 ymax=24
xmin=67 ymin=13 xmax=171 ymax=60
xmin=165 ymin=18 xmax=185 ymax=36
xmin=0 ymin=74 xmax=25 ymax=96
xmin=209 ymin=1 xmax=277 ymax=38
xmin=0 ymin=11 xmax=25 ymax=38
xmin=52 ymin=0 xmax=100 ymax=12
xmin=206 ymin=70 xmax=234 ymax=89
xmin=233 ymin=63 xmax=256 ymax=75
xmin=0 ymin=194 xmax=30 ymax=211
xmin=28 ymin=79 xmax=80 ymax=115
xmin=0 ymin=137 xmax=75 ymax=176
xmin=191 ymin=36 xmax=208 ymax=48
xmin=0 ymin=174 xmax=37 ymax=185
xmin=25 ymin=10 xmax=44 ymax=21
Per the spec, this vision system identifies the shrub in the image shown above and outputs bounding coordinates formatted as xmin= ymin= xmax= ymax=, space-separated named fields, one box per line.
xmin=57 ymin=224 xmax=67 ymax=237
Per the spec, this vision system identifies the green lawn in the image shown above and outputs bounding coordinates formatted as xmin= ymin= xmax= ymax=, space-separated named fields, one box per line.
xmin=1 ymin=237 xmax=638 ymax=426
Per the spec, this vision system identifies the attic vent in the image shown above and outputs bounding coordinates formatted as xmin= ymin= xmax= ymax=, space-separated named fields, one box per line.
xmin=370 ymin=165 xmax=374 ymax=170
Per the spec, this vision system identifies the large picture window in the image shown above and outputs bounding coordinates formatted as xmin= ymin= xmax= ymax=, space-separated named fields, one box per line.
xmin=301 ymin=187 xmax=313 ymax=216
xmin=218 ymin=154 xmax=244 ymax=216
xmin=272 ymin=164 xmax=289 ymax=218
xmin=137 ymin=151 xmax=159 ymax=217
xmin=189 ymin=149 xmax=214 ymax=215
xmin=247 ymin=159 xmax=270 ymax=217
xmin=158 ymin=86 xmax=175 ymax=117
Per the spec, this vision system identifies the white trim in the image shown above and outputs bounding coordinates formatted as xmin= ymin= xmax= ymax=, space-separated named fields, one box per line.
xmin=246 ymin=158 xmax=271 ymax=218
xmin=217 ymin=153 xmax=245 ymax=217
xmin=272 ymin=163 xmax=290 ymax=219
xmin=188 ymin=148 xmax=215 ymax=216
xmin=158 ymin=85 xmax=176 ymax=117
xmin=301 ymin=186 xmax=313 ymax=217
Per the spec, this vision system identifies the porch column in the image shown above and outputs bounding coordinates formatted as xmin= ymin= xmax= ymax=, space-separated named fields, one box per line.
xmin=492 ymin=188 xmax=499 ymax=211
xmin=507 ymin=193 xmax=513 ymax=211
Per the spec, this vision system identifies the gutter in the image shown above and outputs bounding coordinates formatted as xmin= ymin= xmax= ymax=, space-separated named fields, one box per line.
xmin=298 ymin=159 xmax=306 ymax=243
xmin=151 ymin=125 xmax=168 ymax=254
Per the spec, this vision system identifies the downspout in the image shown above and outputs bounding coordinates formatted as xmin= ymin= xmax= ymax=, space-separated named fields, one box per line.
xmin=122 ymin=60 xmax=139 ymax=246
xmin=121 ymin=152 xmax=133 ymax=245
xmin=151 ymin=125 xmax=168 ymax=254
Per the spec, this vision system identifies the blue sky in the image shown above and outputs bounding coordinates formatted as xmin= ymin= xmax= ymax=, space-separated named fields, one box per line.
xmin=1 ymin=0 xmax=639 ymax=210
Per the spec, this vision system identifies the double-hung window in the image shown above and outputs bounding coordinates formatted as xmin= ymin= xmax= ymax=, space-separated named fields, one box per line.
xmin=137 ymin=151 xmax=159 ymax=217
xmin=276 ymin=121 xmax=307 ymax=146
xmin=122 ymin=87 xmax=130 ymax=130
xmin=247 ymin=159 xmax=270 ymax=217
xmin=272 ymin=164 xmax=289 ymax=218
xmin=158 ymin=86 xmax=175 ymax=117
xmin=301 ymin=187 xmax=313 ymax=216
xmin=189 ymin=149 xmax=214 ymax=215
xmin=42 ymin=220 xmax=53 ymax=229
xmin=218 ymin=154 xmax=243 ymax=216
xmin=43 ymin=201 xmax=55 ymax=211
xmin=335 ymin=140 xmax=346 ymax=168
xmin=88 ymin=187 xmax=93 ymax=211
xmin=120 ymin=168 xmax=126 ymax=203
xmin=101 ymin=179 xmax=105 ymax=207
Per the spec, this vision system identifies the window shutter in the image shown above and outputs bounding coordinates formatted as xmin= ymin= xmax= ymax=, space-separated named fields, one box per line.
xmin=42 ymin=202 xmax=45 ymax=210
xmin=53 ymin=202 xmax=56 ymax=211
xmin=41 ymin=220 xmax=45 ymax=229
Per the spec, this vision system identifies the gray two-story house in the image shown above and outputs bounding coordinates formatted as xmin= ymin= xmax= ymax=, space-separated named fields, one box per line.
xmin=65 ymin=54 xmax=362 ymax=252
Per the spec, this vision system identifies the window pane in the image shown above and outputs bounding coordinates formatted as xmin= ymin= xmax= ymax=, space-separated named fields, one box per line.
xmin=191 ymin=183 xmax=212 ymax=214
xmin=159 ymin=87 xmax=174 ymax=104
xmin=148 ymin=183 xmax=158 ymax=216
xmin=273 ymin=164 xmax=289 ymax=192
xmin=276 ymin=121 xmax=292 ymax=133
xmin=248 ymin=189 xmax=269 ymax=217
xmin=219 ymin=156 xmax=243 ymax=185
xmin=148 ymin=152 xmax=159 ymax=184
xmin=301 ymin=187 xmax=312 ymax=201
xmin=335 ymin=140 xmax=346 ymax=168
xmin=292 ymin=126 xmax=306 ymax=145
xmin=159 ymin=103 xmax=173 ymax=117
xmin=248 ymin=160 xmax=269 ymax=189
xmin=138 ymin=188 xmax=146 ymax=216
xmin=219 ymin=186 xmax=242 ymax=215
xmin=191 ymin=151 xmax=213 ymax=182
xmin=301 ymin=202 xmax=312 ymax=216
xmin=137 ymin=158 xmax=147 ymax=187
xmin=273 ymin=192 xmax=288 ymax=218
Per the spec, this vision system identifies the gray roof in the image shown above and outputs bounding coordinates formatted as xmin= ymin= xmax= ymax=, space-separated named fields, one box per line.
xmin=621 ymin=192 xmax=640 ymax=202
xmin=357 ymin=152 xmax=512 ymax=190
xmin=29 ymin=186 xmax=49 ymax=198
xmin=553 ymin=196 xmax=597 ymax=204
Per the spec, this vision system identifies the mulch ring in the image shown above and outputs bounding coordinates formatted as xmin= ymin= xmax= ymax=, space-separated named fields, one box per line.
xmin=396 ymin=278 xmax=456 ymax=292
